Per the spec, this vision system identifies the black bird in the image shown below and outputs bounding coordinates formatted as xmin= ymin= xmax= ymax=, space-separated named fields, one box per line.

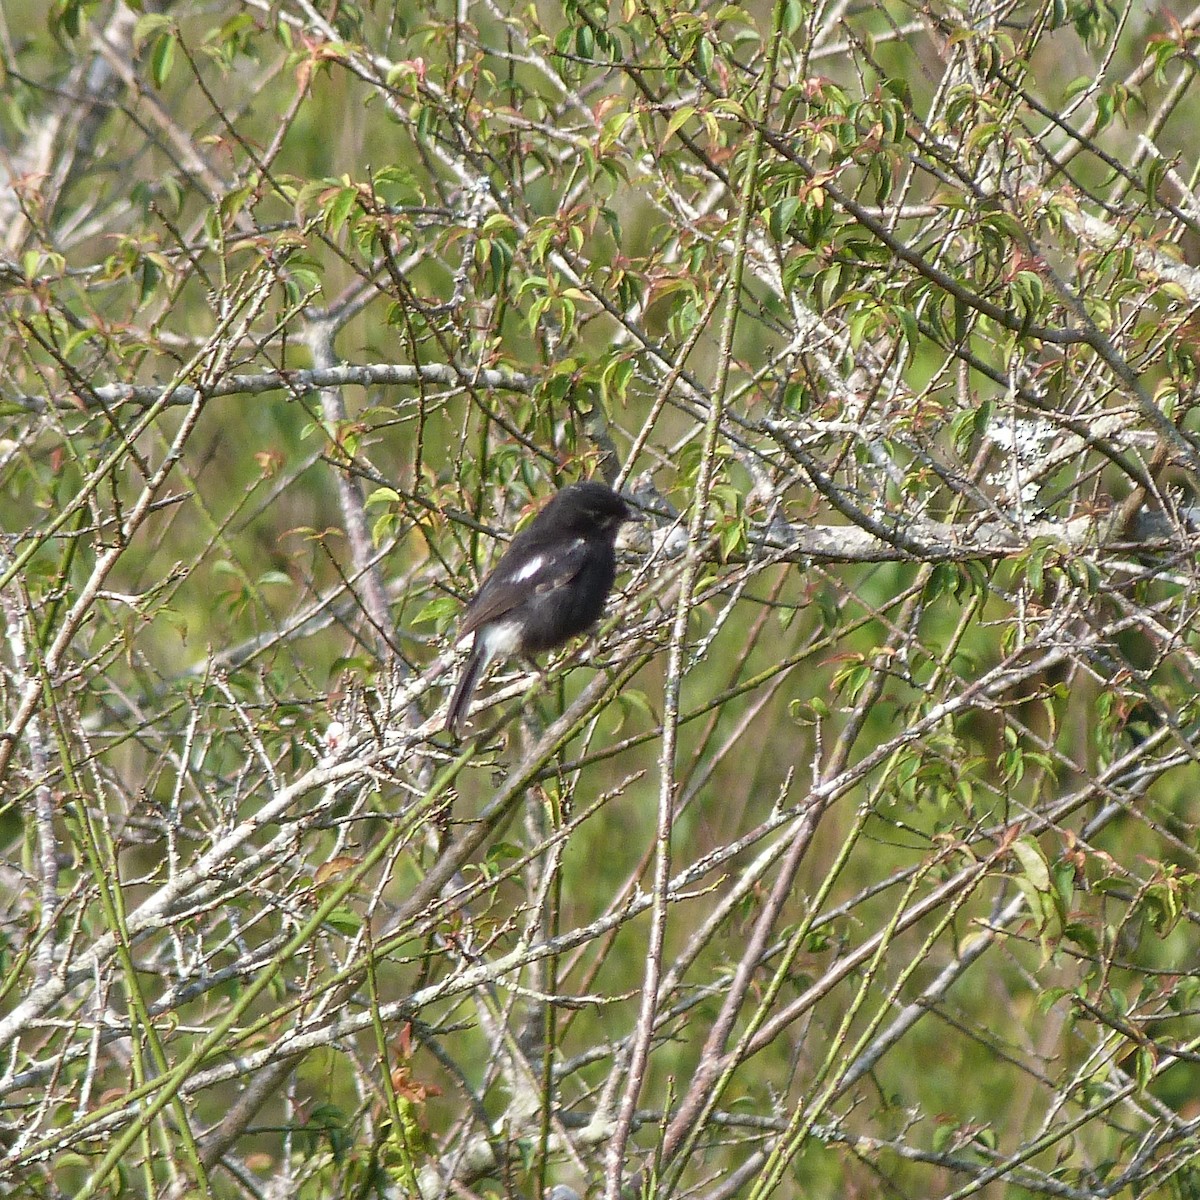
xmin=445 ymin=480 xmax=637 ymax=736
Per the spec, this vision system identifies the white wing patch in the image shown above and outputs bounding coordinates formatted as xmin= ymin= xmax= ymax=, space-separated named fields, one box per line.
xmin=509 ymin=553 xmax=546 ymax=583
xmin=529 ymin=538 xmax=585 ymax=591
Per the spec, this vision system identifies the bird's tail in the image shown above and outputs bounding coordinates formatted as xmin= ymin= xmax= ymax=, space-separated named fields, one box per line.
xmin=445 ymin=643 xmax=490 ymax=736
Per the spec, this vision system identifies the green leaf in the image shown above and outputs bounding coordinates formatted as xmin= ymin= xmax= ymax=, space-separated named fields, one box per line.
xmin=325 ymin=907 xmax=362 ymax=936
xmin=52 ymin=0 xmax=92 ymax=38
xmin=133 ymin=12 xmax=173 ymax=48
xmin=662 ymin=105 xmax=696 ymax=147
xmin=1133 ymin=1045 xmax=1155 ymax=1093
xmin=324 ymin=185 xmax=361 ymax=236
xmin=768 ymin=195 xmax=800 ymax=241
xmin=486 ymin=841 xmax=523 ymax=866
xmin=366 ymin=487 xmax=401 ymax=507
xmin=150 ymin=31 xmax=176 ymax=89
xmin=414 ymin=595 xmax=460 ymax=628
xmin=1011 ymin=835 xmax=1051 ymax=893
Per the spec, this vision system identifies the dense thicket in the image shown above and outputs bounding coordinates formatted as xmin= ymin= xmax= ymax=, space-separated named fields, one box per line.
xmin=3 ymin=2 xmax=1200 ymax=1197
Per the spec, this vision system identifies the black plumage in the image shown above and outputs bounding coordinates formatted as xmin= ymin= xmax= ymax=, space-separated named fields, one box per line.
xmin=444 ymin=481 xmax=636 ymax=736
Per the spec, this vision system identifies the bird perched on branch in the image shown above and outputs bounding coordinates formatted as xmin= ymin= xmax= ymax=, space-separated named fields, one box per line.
xmin=444 ymin=480 xmax=638 ymax=736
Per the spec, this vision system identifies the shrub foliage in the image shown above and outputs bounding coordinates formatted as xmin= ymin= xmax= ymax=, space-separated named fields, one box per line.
xmin=3 ymin=1 xmax=1200 ymax=1197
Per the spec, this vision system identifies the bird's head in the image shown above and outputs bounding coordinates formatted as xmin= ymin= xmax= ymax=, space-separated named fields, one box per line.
xmin=551 ymin=480 xmax=639 ymax=535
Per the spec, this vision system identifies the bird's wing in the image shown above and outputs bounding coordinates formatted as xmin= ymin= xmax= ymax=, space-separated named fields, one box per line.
xmin=457 ymin=536 xmax=589 ymax=639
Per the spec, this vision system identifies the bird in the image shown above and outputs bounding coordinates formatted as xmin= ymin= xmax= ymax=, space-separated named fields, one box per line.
xmin=444 ymin=480 xmax=638 ymax=736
